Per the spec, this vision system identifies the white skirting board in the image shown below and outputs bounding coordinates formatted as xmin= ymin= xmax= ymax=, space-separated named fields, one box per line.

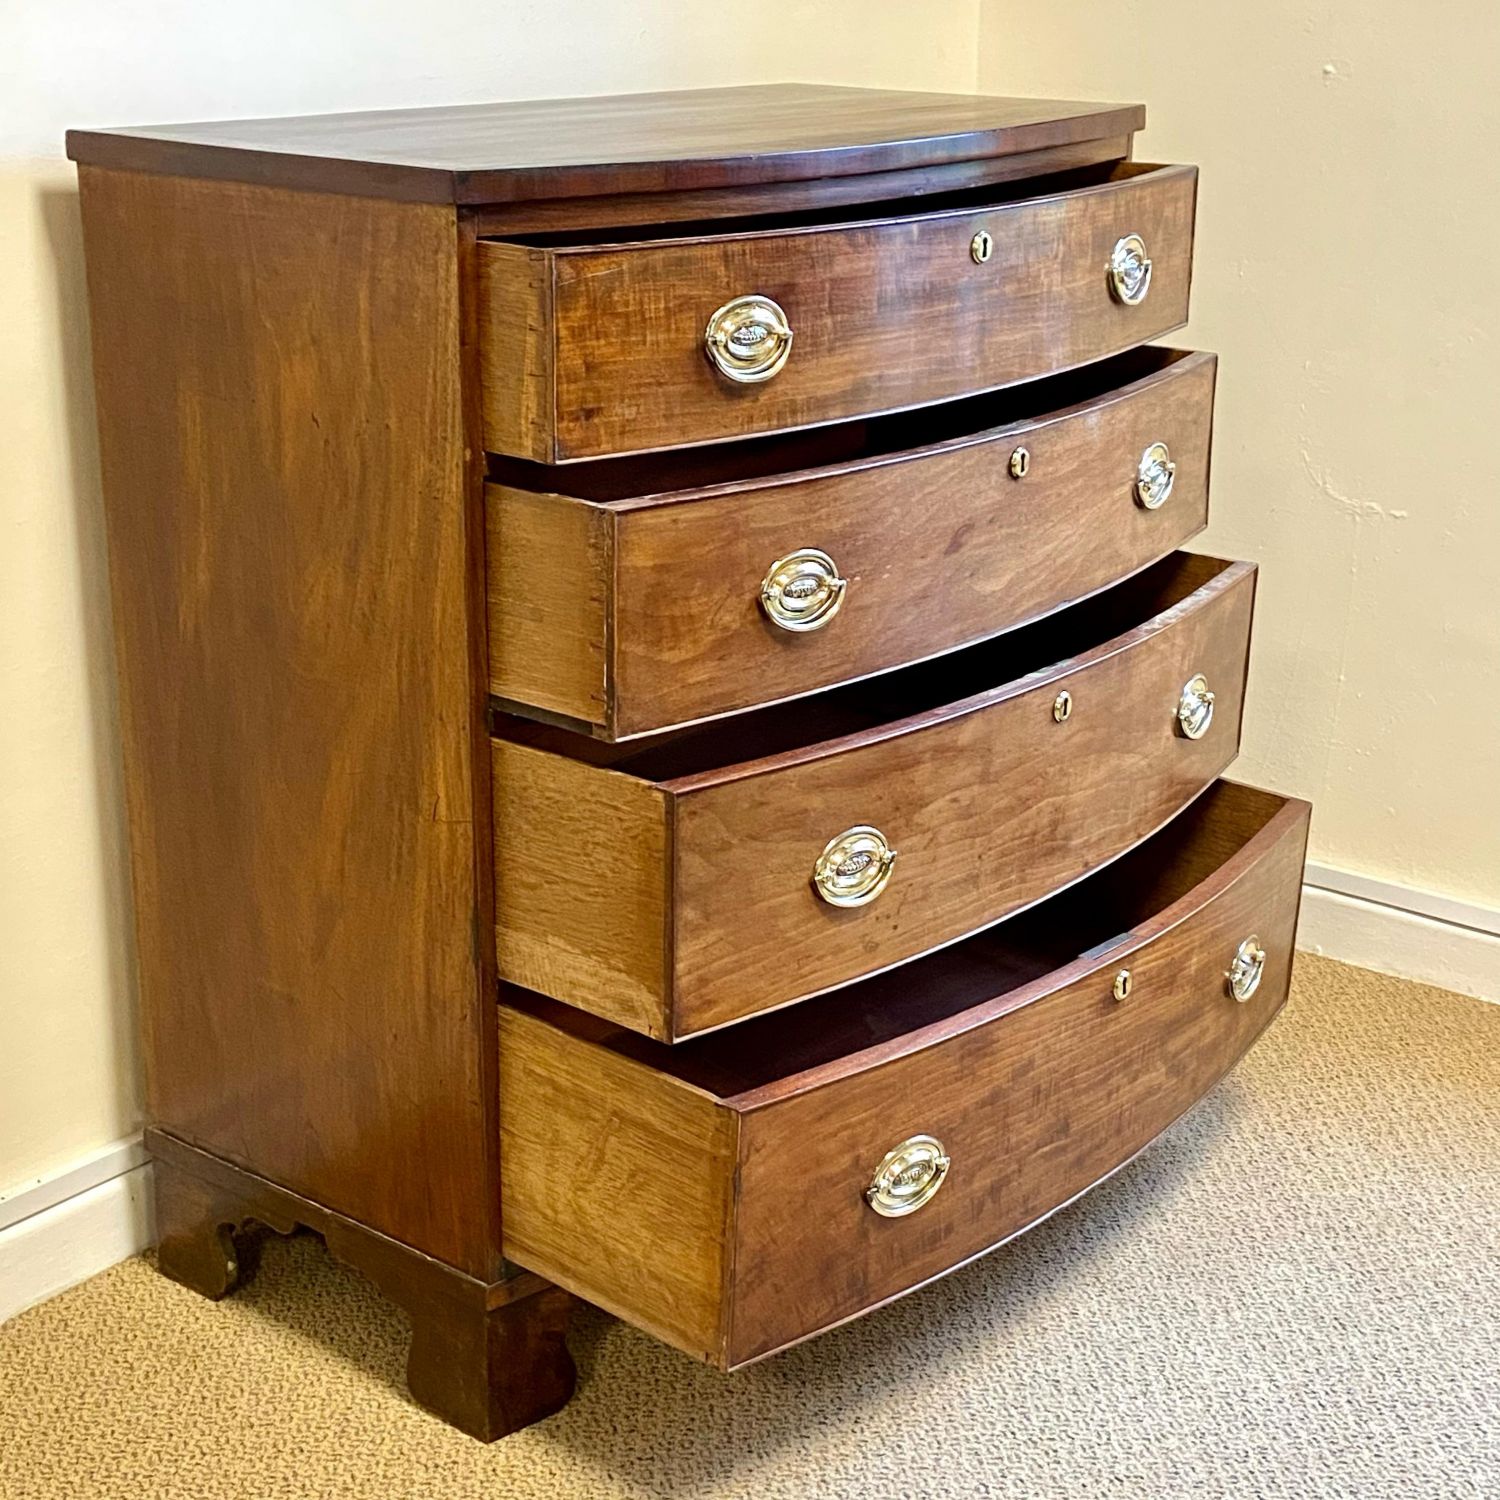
xmin=1298 ymin=864 xmax=1500 ymax=1004
xmin=0 ymin=1140 xmax=155 ymax=1325
xmin=2 ymin=868 xmax=1494 ymax=1325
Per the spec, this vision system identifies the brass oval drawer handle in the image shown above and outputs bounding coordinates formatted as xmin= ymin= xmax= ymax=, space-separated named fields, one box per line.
xmin=812 ymin=825 xmax=897 ymax=907
xmin=1135 ymin=441 xmax=1176 ymax=509
xmin=1177 ymin=673 xmax=1216 ymax=740
xmin=865 ymin=1134 xmax=950 ymax=1217
xmin=1227 ymin=935 xmax=1267 ymax=1002
xmin=704 ymin=294 xmax=794 ymax=384
xmin=760 ymin=548 xmax=847 ymax=633
xmin=1109 ymin=233 xmax=1153 ymax=305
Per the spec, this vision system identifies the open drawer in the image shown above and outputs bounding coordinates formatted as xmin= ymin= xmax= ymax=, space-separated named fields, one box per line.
xmin=493 ymin=552 xmax=1255 ymax=1039
xmin=498 ymin=781 xmax=1310 ymax=1368
xmin=488 ymin=348 xmax=1217 ymax=739
xmin=479 ymin=161 xmax=1197 ymax=460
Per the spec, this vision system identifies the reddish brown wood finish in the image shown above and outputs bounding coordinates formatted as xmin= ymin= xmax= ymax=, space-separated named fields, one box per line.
xmin=669 ymin=558 xmax=1254 ymax=1036
xmin=150 ymin=1130 xmax=575 ymax=1441
xmin=479 ymin=162 xmax=1197 ymax=460
xmin=492 ymin=553 xmax=1256 ymax=1039
xmin=497 ymin=784 xmax=1311 ymax=1367
xmin=66 ymin=84 xmax=1142 ymax=205
xmin=727 ymin=787 xmax=1307 ymax=1361
xmin=489 ymin=349 xmax=1218 ymax=738
xmin=470 ymin=133 xmax=1137 ymax=236
xmin=78 ymin=168 xmax=502 ymax=1279
xmin=71 ymin=85 xmax=1305 ymax=1446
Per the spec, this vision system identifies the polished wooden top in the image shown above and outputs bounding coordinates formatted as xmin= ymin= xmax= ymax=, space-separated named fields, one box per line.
xmin=66 ymin=83 xmax=1143 ymax=205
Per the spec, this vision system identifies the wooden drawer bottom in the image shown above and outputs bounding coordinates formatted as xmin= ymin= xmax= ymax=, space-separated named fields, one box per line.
xmin=497 ymin=781 xmax=1309 ymax=1368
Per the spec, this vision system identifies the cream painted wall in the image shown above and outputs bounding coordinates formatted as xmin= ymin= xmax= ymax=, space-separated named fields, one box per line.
xmin=979 ymin=1 xmax=1500 ymax=908
xmin=7 ymin=1 xmax=1495 ymax=1207
xmin=0 ymin=3 xmax=982 ymax=1196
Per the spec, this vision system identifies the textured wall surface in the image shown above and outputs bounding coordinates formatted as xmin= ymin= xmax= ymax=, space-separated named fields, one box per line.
xmin=0 ymin=1 xmax=982 ymax=1195
xmin=979 ymin=0 xmax=1500 ymax=907
xmin=5 ymin=2 xmax=1494 ymax=1205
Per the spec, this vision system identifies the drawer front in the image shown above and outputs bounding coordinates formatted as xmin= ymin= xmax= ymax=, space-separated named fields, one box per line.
xmin=670 ymin=561 xmax=1254 ymax=1035
xmin=496 ymin=786 xmax=1310 ymax=1367
xmin=481 ymin=164 xmax=1197 ymax=461
xmin=489 ymin=352 xmax=1217 ymax=739
xmin=728 ymin=790 xmax=1308 ymax=1364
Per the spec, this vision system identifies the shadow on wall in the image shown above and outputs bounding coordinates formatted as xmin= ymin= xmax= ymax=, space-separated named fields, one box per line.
xmin=37 ymin=179 xmax=142 ymax=1123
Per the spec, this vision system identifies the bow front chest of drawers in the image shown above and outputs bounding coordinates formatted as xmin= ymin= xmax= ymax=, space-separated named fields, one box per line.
xmin=69 ymin=85 xmax=1309 ymax=1440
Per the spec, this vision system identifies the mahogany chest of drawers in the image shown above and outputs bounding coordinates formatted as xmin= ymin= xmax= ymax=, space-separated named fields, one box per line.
xmin=68 ymin=84 xmax=1309 ymax=1440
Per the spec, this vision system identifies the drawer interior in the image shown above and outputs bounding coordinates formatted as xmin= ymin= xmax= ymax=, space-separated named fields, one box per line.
xmin=488 ymin=346 xmax=1201 ymax=502
xmin=494 ymin=550 xmax=1238 ymax=782
xmin=503 ymin=779 xmax=1291 ymax=1095
xmin=486 ymin=160 xmax=1167 ymax=248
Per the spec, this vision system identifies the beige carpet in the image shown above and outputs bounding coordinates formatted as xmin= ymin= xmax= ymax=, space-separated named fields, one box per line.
xmin=2 ymin=954 xmax=1496 ymax=1500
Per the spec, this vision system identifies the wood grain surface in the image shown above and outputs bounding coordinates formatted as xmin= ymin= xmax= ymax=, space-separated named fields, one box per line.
xmin=479 ymin=162 xmax=1197 ymax=459
xmin=495 ymin=784 xmax=1311 ymax=1367
xmin=491 ymin=553 xmax=1255 ymax=1038
xmin=668 ymin=556 xmax=1255 ymax=1035
xmin=489 ymin=489 xmax=610 ymax=725
xmin=79 ymin=168 xmax=502 ymax=1277
xmin=469 ymin=133 xmax=1136 ymax=236
xmin=67 ymin=83 xmax=1143 ymax=205
xmin=479 ymin=241 xmax=555 ymax=463
xmin=497 ymin=1008 xmax=737 ymax=1361
xmin=726 ymin=788 xmax=1308 ymax=1363
xmin=487 ymin=349 xmax=1217 ymax=738
xmin=491 ymin=740 xmax=671 ymax=1037
xmin=149 ymin=1130 xmax=574 ymax=1441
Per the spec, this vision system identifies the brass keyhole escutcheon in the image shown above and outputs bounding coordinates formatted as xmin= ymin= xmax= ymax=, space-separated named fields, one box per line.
xmin=1113 ymin=968 xmax=1133 ymax=1002
xmin=1053 ymin=689 xmax=1073 ymax=723
xmin=1009 ymin=445 xmax=1031 ymax=479
xmin=971 ymin=230 xmax=994 ymax=264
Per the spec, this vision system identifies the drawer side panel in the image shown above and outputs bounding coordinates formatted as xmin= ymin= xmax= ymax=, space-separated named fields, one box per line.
xmin=488 ymin=488 xmax=612 ymax=727
xmin=479 ymin=242 xmax=555 ymax=461
xmin=493 ymin=740 xmax=670 ymax=1037
xmin=498 ymin=1007 xmax=736 ymax=1364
